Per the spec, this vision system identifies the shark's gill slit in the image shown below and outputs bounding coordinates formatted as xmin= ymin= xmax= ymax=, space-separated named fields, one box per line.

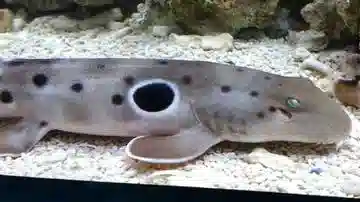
xmin=128 ymin=78 xmax=180 ymax=117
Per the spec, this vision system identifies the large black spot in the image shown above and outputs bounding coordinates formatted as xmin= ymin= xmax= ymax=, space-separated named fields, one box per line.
xmin=32 ymin=73 xmax=48 ymax=88
xmin=181 ymin=75 xmax=192 ymax=85
xmin=221 ymin=85 xmax=231 ymax=93
xmin=123 ymin=76 xmax=135 ymax=86
xmin=70 ymin=83 xmax=83 ymax=93
xmin=0 ymin=90 xmax=13 ymax=104
xmin=112 ymin=94 xmax=124 ymax=106
xmin=133 ymin=82 xmax=175 ymax=113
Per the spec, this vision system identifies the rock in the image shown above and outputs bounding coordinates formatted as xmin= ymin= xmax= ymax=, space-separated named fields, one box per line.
xmin=341 ymin=53 xmax=360 ymax=78
xmin=334 ymin=78 xmax=360 ymax=108
xmin=170 ymin=33 xmax=201 ymax=46
xmin=49 ymin=15 xmax=79 ymax=31
xmin=78 ymin=11 xmax=116 ymax=29
xmin=300 ymin=0 xmax=360 ymax=42
xmin=200 ymin=33 xmax=233 ymax=51
xmin=112 ymin=27 xmax=132 ymax=38
xmin=288 ymin=30 xmax=329 ymax=52
xmin=6 ymin=0 xmax=73 ymax=13
xmin=293 ymin=47 xmax=311 ymax=62
xmin=244 ymin=148 xmax=296 ymax=171
xmin=74 ymin=0 xmax=115 ymax=6
xmin=276 ymin=181 xmax=303 ymax=194
xmin=109 ymin=8 xmax=123 ymax=21
xmin=0 ymin=9 xmax=13 ymax=33
xmin=147 ymin=0 xmax=280 ymax=35
xmin=0 ymin=33 xmax=17 ymax=49
xmin=107 ymin=21 xmax=126 ymax=30
xmin=11 ymin=9 xmax=27 ymax=32
xmin=152 ymin=25 xmax=170 ymax=37
xmin=300 ymin=56 xmax=332 ymax=76
xmin=342 ymin=178 xmax=360 ymax=196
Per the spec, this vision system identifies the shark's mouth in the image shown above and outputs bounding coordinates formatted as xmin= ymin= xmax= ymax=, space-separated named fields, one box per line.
xmin=127 ymin=78 xmax=181 ymax=118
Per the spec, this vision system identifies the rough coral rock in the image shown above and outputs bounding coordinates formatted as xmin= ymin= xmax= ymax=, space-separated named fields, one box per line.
xmin=147 ymin=0 xmax=281 ymax=35
xmin=0 ymin=9 xmax=13 ymax=33
xmin=300 ymin=0 xmax=360 ymax=42
xmin=5 ymin=0 xmax=73 ymax=12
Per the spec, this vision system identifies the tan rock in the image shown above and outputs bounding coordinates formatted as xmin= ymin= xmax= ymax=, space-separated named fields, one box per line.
xmin=0 ymin=9 xmax=13 ymax=33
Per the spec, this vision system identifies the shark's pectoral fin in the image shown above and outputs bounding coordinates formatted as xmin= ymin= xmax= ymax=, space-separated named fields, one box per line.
xmin=0 ymin=119 xmax=51 ymax=156
xmin=125 ymin=124 xmax=222 ymax=164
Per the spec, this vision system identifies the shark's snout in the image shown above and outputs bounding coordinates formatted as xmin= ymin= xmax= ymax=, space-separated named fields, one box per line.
xmin=127 ymin=78 xmax=181 ymax=119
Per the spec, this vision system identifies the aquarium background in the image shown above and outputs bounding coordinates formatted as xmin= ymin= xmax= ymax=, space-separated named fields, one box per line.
xmin=0 ymin=0 xmax=359 ymax=198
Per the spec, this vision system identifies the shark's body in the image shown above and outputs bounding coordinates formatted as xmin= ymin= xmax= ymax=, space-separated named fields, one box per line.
xmin=0 ymin=58 xmax=352 ymax=164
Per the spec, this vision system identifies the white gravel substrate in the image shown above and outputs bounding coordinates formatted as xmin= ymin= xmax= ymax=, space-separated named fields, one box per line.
xmin=1 ymin=15 xmax=360 ymax=198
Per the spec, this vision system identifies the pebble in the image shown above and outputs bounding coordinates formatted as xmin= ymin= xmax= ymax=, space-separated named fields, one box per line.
xmin=112 ymin=27 xmax=132 ymax=38
xmin=244 ymin=148 xmax=296 ymax=171
xmin=50 ymin=15 xmax=78 ymax=31
xmin=0 ymin=33 xmax=16 ymax=49
xmin=107 ymin=21 xmax=126 ymax=30
xmin=293 ymin=47 xmax=311 ymax=62
xmin=12 ymin=17 xmax=26 ymax=32
xmin=342 ymin=178 xmax=360 ymax=196
xmin=200 ymin=33 xmax=234 ymax=51
xmin=110 ymin=8 xmax=123 ymax=21
xmin=288 ymin=30 xmax=329 ymax=52
xmin=276 ymin=181 xmax=302 ymax=194
xmin=300 ymin=56 xmax=332 ymax=76
xmin=37 ymin=151 xmax=68 ymax=164
xmin=152 ymin=26 xmax=171 ymax=37
xmin=170 ymin=33 xmax=201 ymax=46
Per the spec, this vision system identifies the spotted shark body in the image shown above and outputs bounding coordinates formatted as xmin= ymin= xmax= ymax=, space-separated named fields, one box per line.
xmin=0 ymin=57 xmax=352 ymax=164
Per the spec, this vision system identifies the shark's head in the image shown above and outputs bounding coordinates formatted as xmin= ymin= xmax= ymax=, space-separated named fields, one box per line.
xmin=192 ymin=74 xmax=352 ymax=144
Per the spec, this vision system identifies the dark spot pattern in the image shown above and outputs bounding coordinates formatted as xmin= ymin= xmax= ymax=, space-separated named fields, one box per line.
xmin=97 ymin=64 xmax=105 ymax=70
xmin=39 ymin=121 xmax=48 ymax=127
xmin=268 ymin=106 xmax=276 ymax=112
xmin=236 ymin=67 xmax=244 ymax=72
xmin=111 ymin=94 xmax=124 ymax=105
xmin=250 ymin=91 xmax=259 ymax=97
xmin=356 ymin=57 xmax=360 ymax=64
xmin=123 ymin=76 xmax=135 ymax=86
xmin=181 ymin=75 xmax=192 ymax=85
xmin=221 ymin=85 xmax=231 ymax=93
xmin=264 ymin=76 xmax=271 ymax=80
xmin=5 ymin=59 xmax=26 ymax=66
xmin=32 ymin=73 xmax=48 ymax=88
xmin=279 ymin=108 xmax=292 ymax=119
xmin=0 ymin=90 xmax=13 ymax=103
xmin=256 ymin=112 xmax=265 ymax=119
xmin=70 ymin=83 xmax=83 ymax=93
xmin=158 ymin=60 xmax=168 ymax=65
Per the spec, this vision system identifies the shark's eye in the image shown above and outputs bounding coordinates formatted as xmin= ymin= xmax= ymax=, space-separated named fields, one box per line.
xmin=286 ymin=97 xmax=300 ymax=109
